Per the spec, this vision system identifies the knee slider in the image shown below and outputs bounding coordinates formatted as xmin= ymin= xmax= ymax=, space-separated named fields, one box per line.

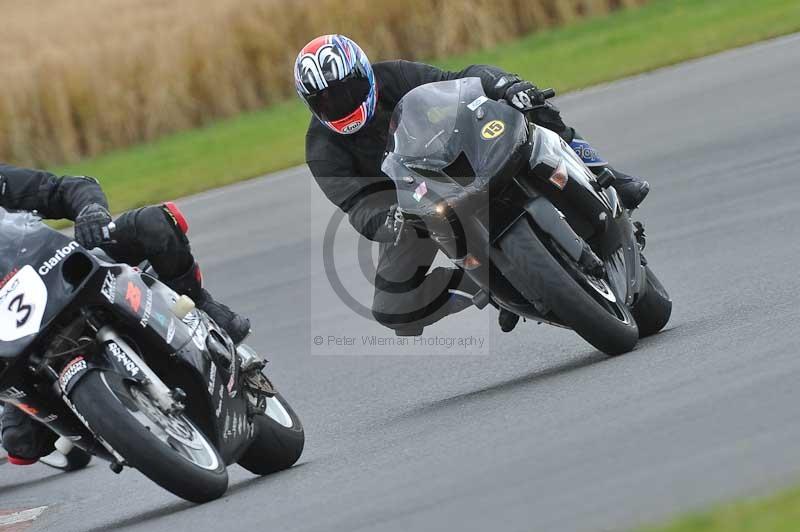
xmin=161 ymin=202 xmax=189 ymax=234
xmin=133 ymin=205 xmax=191 ymax=254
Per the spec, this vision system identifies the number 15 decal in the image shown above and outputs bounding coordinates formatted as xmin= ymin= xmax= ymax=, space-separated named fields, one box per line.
xmin=0 ymin=266 xmax=48 ymax=342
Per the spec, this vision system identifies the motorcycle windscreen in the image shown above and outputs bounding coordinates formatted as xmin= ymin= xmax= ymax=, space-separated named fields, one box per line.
xmin=0 ymin=209 xmax=30 ymax=274
xmin=382 ymin=77 xmax=527 ymax=194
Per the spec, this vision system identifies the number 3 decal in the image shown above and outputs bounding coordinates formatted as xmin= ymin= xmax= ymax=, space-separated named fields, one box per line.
xmin=0 ymin=266 xmax=48 ymax=342
xmin=8 ymin=294 xmax=32 ymax=327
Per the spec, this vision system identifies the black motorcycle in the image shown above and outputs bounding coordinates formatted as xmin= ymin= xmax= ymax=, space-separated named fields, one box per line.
xmin=382 ymin=78 xmax=671 ymax=354
xmin=0 ymin=209 xmax=304 ymax=502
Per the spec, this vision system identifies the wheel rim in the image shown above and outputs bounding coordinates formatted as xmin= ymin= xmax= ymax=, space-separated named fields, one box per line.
xmin=579 ymin=273 xmax=632 ymax=325
xmin=264 ymin=396 xmax=293 ymax=428
xmin=549 ymin=239 xmax=633 ymax=326
xmin=101 ymin=374 xmax=220 ymax=471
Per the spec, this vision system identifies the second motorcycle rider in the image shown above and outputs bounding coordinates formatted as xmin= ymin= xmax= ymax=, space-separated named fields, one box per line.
xmin=296 ymin=34 xmax=650 ymax=336
xmin=0 ymin=163 xmax=250 ymax=465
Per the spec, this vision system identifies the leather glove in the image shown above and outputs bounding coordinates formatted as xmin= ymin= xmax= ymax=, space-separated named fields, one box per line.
xmin=75 ymin=203 xmax=113 ymax=249
xmin=503 ymin=80 xmax=545 ymax=112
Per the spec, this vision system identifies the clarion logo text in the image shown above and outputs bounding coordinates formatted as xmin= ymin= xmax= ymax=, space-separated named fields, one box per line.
xmin=39 ymin=241 xmax=80 ymax=275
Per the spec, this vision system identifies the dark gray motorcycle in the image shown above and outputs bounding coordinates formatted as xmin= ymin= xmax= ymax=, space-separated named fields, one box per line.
xmin=382 ymin=78 xmax=671 ymax=354
xmin=0 ymin=210 xmax=303 ymax=502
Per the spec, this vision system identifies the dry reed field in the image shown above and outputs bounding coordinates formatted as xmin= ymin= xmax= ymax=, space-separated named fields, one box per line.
xmin=0 ymin=0 xmax=646 ymax=167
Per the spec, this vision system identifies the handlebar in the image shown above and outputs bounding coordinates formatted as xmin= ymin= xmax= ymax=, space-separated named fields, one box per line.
xmin=540 ymin=88 xmax=556 ymax=100
xmin=101 ymin=222 xmax=117 ymax=244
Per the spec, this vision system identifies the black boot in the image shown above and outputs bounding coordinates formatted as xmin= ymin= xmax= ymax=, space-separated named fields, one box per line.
xmin=609 ymin=168 xmax=649 ymax=209
xmin=498 ymin=308 xmax=520 ymax=332
xmin=164 ymin=263 xmax=251 ymax=344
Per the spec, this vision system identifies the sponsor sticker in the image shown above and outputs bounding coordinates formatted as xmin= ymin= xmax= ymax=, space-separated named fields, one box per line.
xmin=207 ymin=362 xmax=217 ymax=395
xmin=0 ymin=267 xmax=19 ymax=289
xmin=39 ymin=241 xmax=79 ymax=275
xmin=341 ymin=120 xmax=363 ymax=134
xmin=59 ymin=356 xmax=87 ymax=390
xmin=215 ymin=384 xmax=224 ymax=418
xmin=467 ymin=95 xmax=489 ymax=111
xmin=101 ymin=271 xmax=116 ymax=304
xmin=138 ymin=289 xmax=153 ymax=327
xmin=412 ymin=181 xmax=428 ymax=202
xmin=223 ymin=413 xmax=232 ymax=440
xmin=182 ymin=311 xmax=207 ymax=350
xmin=1 ymin=386 xmax=26 ymax=400
xmin=569 ymin=138 xmax=607 ymax=167
xmin=16 ymin=403 xmax=39 ymax=416
xmin=125 ymin=282 xmax=142 ymax=313
xmin=107 ymin=342 xmax=140 ymax=377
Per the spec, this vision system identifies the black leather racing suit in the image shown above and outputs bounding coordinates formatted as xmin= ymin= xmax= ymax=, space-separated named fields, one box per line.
xmin=0 ymin=163 xmax=213 ymax=461
xmin=306 ymin=61 xmax=577 ymax=334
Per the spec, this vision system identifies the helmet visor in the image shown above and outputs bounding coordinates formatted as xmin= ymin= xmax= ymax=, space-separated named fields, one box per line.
xmin=305 ymin=70 xmax=372 ymax=123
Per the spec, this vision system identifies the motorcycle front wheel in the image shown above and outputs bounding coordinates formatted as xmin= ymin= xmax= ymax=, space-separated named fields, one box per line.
xmin=71 ymin=370 xmax=228 ymax=503
xmin=499 ymin=216 xmax=639 ymax=355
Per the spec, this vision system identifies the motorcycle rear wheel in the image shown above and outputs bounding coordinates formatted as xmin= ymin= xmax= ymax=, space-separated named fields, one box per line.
xmin=499 ymin=216 xmax=639 ymax=355
xmin=237 ymin=392 xmax=304 ymax=475
xmin=632 ymin=264 xmax=672 ymax=337
xmin=71 ymin=371 xmax=228 ymax=503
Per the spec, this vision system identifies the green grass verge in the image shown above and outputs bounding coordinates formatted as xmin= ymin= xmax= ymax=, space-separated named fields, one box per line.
xmin=638 ymin=484 xmax=800 ymax=532
xmin=53 ymin=0 xmax=800 ymax=214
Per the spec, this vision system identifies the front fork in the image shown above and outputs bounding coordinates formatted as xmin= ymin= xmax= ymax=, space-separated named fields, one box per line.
xmin=96 ymin=326 xmax=182 ymax=413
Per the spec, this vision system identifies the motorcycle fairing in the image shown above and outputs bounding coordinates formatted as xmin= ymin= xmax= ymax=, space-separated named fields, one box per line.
xmin=98 ymin=266 xmax=254 ymax=461
xmin=380 ymin=79 xmax=646 ymax=325
xmin=383 ymin=78 xmax=528 ymax=217
xmin=0 ymin=211 xmax=91 ymax=359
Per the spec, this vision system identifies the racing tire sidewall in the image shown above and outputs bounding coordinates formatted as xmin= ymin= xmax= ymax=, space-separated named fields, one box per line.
xmin=70 ymin=370 xmax=228 ymax=503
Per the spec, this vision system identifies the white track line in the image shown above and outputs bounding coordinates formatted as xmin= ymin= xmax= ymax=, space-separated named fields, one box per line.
xmin=0 ymin=506 xmax=48 ymax=529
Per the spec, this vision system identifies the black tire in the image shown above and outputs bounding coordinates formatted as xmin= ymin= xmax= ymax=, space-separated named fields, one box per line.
xmin=71 ymin=371 xmax=228 ymax=503
xmin=238 ymin=392 xmax=304 ymax=475
xmin=499 ymin=217 xmax=639 ymax=355
xmin=632 ymin=265 xmax=672 ymax=337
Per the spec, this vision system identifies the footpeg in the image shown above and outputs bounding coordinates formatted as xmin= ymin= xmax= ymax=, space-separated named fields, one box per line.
xmin=472 ymin=290 xmax=492 ymax=310
xmin=55 ymin=436 xmax=74 ymax=456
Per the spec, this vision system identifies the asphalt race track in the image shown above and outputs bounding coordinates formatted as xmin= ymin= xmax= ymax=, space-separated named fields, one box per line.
xmin=3 ymin=34 xmax=800 ymax=532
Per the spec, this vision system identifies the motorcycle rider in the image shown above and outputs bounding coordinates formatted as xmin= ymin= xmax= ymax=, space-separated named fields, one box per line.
xmin=297 ymin=35 xmax=650 ymax=336
xmin=0 ymin=162 xmax=250 ymax=465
